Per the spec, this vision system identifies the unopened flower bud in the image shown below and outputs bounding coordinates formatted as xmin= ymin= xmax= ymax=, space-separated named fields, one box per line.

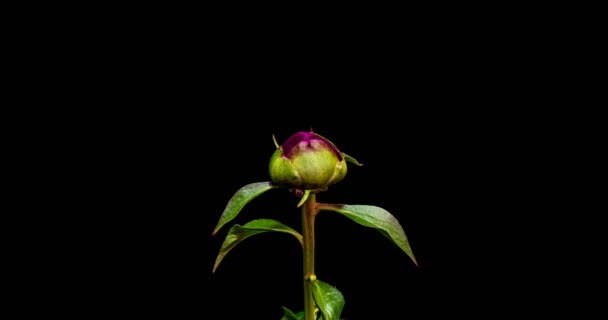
xmin=269 ymin=131 xmax=348 ymax=190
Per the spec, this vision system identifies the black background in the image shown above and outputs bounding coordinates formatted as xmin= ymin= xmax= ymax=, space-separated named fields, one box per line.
xmin=27 ymin=6 xmax=579 ymax=318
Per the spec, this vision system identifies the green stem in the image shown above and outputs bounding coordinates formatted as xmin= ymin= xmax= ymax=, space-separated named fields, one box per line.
xmin=302 ymin=192 xmax=318 ymax=320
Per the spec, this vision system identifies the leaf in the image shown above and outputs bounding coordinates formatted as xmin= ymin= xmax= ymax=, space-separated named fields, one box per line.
xmin=320 ymin=204 xmax=418 ymax=266
xmin=311 ymin=279 xmax=345 ymax=320
xmin=280 ymin=306 xmax=304 ymax=320
xmin=213 ymin=219 xmax=303 ymax=273
xmin=212 ymin=182 xmax=277 ymax=235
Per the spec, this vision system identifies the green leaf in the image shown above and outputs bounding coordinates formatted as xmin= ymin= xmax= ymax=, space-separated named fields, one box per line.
xmin=320 ymin=204 xmax=418 ymax=266
xmin=311 ymin=279 xmax=344 ymax=320
xmin=280 ymin=306 xmax=304 ymax=320
xmin=212 ymin=182 xmax=277 ymax=235
xmin=213 ymin=219 xmax=303 ymax=273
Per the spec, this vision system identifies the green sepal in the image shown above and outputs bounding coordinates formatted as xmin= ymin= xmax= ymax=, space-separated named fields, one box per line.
xmin=342 ymin=152 xmax=363 ymax=166
xmin=296 ymin=189 xmax=311 ymax=208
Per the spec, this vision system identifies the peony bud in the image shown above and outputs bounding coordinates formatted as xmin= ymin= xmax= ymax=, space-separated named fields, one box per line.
xmin=269 ymin=131 xmax=349 ymax=191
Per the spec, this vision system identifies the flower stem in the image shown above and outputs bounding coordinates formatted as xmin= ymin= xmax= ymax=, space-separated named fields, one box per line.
xmin=302 ymin=192 xmax=317 ymax=320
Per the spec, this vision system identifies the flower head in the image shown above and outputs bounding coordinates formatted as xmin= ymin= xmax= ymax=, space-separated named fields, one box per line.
xmin=269 ymin=130 xmax=349 ymax=191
